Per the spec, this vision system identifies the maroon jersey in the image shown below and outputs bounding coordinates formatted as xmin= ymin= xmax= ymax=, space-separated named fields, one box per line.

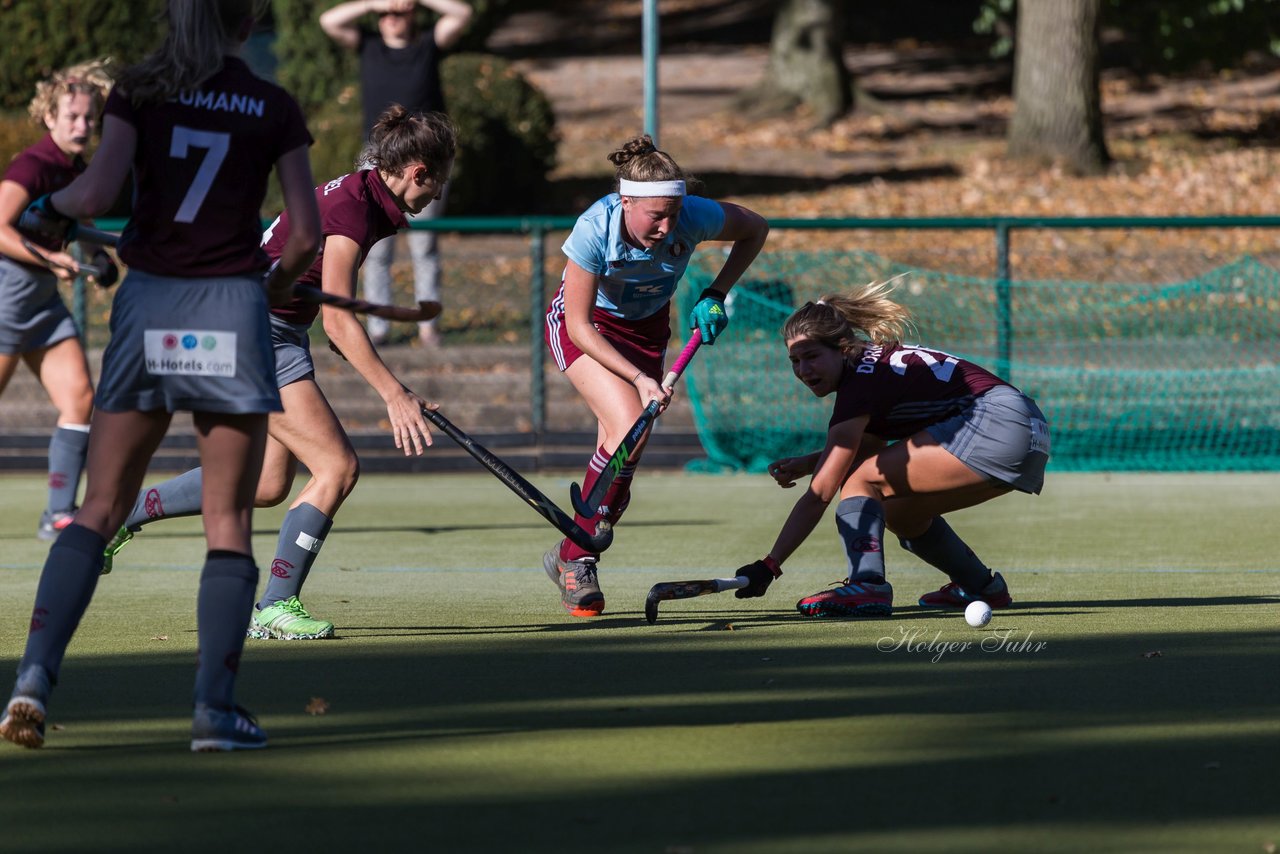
xmin=829 ymin=342 xmax=1010 ymax=440
xmin=105 ymin=57 xmax=312 ymax=277
xmin=263 ymin=169 xmax=407 ymax=325
xmin=2 ymin=133 xmax=86 ymax=253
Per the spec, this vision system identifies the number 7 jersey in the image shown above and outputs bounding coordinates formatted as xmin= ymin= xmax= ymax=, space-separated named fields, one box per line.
xmin=829 ymin=342 xmax=1011 ymax=440
xmin=104 ymin=57 xmax=313 ymax=278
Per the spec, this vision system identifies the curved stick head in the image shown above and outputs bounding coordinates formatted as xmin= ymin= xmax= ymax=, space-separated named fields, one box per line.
xmin=569 ymin=482 xmax=594 ymax=517
xmin=587 ymin=520 xmax=614 ymax=552
xmin=415 ymin=300 xmax=443 ymax=321
xmin=644 ymin=591 xmax=660 ymax=624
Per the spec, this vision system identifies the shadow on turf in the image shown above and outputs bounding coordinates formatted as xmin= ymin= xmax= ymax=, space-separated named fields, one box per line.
xmin=5 ymin=620 xmax=1279 ymax=850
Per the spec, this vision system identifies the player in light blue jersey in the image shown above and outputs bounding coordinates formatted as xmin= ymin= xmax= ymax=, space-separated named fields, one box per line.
xmin=542 ymin=134 xmax=769 ymax=617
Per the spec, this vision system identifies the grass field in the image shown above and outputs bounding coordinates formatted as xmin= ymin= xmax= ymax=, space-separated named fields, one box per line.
xmin=1 ymin=470 xmax=1278 ymax=853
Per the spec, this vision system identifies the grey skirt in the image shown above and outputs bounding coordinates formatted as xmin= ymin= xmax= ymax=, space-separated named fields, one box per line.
xmin=95 ymin=270 xmax=281 ymax=415
xmin=925 ymin=385 xmax=1051 ymax=495
xmin=0 ymin=257 xmax=78 ymax=355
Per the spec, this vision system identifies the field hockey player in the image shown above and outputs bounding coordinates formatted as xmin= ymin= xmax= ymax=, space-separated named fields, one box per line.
xmin=100 ymin=106 xmax=456 ymax=642
xmin=1 ymin=0 xmax=322 ymax=752
xmin=543 ymin=134 xmax=769 ymax=616
xmin=0 ymin=61 xmax=115 ymax=541
xmin=733 ymin=282 xmax=1051 ymax=618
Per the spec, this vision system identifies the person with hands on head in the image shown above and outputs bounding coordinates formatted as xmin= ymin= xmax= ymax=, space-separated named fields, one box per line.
xmin=99 ymin=107 xmax=457 ymax=642
xmin=0 ymin=60 xmax=115 ymax=541
xmin=319 ymin=0 xmax=472 ymax=347
xmin=543 ymin=134 xmax=769 ymax=618
xmin=1 ymin=0 xmax=322 ymax=753
xmin=735 ymin=281 xmax=1051 ymax=617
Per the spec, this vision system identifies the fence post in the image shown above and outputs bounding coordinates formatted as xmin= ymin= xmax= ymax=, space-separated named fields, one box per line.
xmin=995 ymin=221 xmax=1012 ymax=381
xmin=530 ymin=222 xmax=546 ymax=436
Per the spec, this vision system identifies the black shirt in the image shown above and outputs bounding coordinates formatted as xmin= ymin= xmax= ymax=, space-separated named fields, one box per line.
xmin=358 ymin=27 xmax=446 ymax=137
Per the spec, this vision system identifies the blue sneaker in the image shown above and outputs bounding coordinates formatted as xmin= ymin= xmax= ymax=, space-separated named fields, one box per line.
xmin=1 ymin=666 xmax=52 ymax=749
xmin=190 ymin=704 xmax=267 ymax=752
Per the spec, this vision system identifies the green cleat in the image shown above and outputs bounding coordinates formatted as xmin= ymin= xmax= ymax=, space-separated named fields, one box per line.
xmin=248 ymin=596 xmax=334 ymax=640
xmin=101 ymin=525 xmax=136 ymax=575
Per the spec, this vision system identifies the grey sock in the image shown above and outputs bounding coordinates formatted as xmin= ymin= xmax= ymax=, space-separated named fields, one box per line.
xmin=259 ymin=503 xmax=333 ymax=608
xmin=835 ymin=496 xmax=886 ymax=581
xmin=124 ymin=467 xmax=204 ymax=530
xmin=20 ymin=523 xmax=106 ymax=683
xmin=899 ymin=517 xmax=993 ymax=593
xmin=46 ymin=426 xmax=89 ymax=514
xmin=194 ymin=551 xmax=258 ymax=710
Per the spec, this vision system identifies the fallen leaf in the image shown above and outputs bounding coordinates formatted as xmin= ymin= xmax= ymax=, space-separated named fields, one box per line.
xmin=50 ymin=723 xmax=64 ymax=731
xmin=1142 ymin=651 xmax=1163 ymax=659
xmin=150 ymin=635 xmax=169 ymax=641
xmin=305 ymin=697 xmax=330 ymax=716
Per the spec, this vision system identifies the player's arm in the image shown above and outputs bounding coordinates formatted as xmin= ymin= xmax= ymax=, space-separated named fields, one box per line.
xmin=319 ymin=0 xmax=384 ymax=50
xmin=48 ymin=115 xmax=135 ymax=218
xmin=701 ymin=201 xmax=769 ymax=298
xmin=422 ymin=0 xmax=473 ymax=49
xmin=320 ymin=234 xmax=433 ymax=455
xmin=0 ymin=180 xmax=72 ymax=276
xmin=266 ymin=144 xmax=321 ymax=303
xmin=561 ymin=258 xmax=668 ymax=406
xmin=765 ymin=415 xmax=868 ymax=566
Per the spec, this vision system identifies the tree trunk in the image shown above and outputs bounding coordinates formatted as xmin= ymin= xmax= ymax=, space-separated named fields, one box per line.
xmin=1007 ymin=0 xmax=1109 ymax=174
xmin=737 ymin=0 xmax=852 ymax=126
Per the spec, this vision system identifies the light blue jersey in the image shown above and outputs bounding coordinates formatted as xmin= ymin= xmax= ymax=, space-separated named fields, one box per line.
xmin=561 ymin=193 xmax=727 ymax=320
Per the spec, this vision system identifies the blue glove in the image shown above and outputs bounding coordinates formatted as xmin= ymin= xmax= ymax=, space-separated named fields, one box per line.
xmin=18 ymin=194 xmax=75 ymax=243
xmin=689 ymin=288 xmax=728 ymax=344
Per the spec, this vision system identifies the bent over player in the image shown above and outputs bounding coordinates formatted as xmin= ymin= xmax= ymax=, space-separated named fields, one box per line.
xmin=0 ymin=61 xmax=113 ymax=539
xmin=732 ymin=281 xmax=1051 ymax=617
xmin=101 ymin=107 xmax=456 ymax=640
xmin=544 ymin=134 xmax=769 ymax=616
xmin=2 ymin=0 xmax=321 ymax=752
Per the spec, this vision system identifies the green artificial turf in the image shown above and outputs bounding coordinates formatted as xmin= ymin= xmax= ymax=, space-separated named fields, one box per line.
xmin=1 ymin=471 xmax=1278 ymax=852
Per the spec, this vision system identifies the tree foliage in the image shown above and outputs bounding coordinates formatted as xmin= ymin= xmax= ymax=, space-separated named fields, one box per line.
xmin=977 ymin=0 xmax=1280 ymax=69
xmin=0 ymin=0 xmax=163 ymax=110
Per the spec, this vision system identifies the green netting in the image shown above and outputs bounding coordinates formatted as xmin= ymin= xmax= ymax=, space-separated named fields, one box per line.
xmin=681 ymin=252 xmax=1280 ymax=472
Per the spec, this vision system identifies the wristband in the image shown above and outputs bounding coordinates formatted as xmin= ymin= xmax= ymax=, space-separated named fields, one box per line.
xmin=630 ymin=370 xmax=644 ymax=385
xmin=697 ymin=287 xmax=726 ymax=303
xmin=762 ymin=555 xmax=782 ymax=578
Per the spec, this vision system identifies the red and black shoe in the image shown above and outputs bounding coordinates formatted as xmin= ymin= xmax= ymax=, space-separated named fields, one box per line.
xmin=917 ymin=572 xmax=1012 ymax=609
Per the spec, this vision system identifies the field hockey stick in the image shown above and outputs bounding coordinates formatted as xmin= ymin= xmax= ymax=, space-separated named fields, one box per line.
xmin=326 ymin=340 xmax=614 ymax=554
xmin=417 ymin=405 xmax=615 ymax=553
xmin=644 ymin=576 xmax=749 ymax=624
xmin=21 ymin=238 xmax=110 ymax=279
xmin=297 ymin=289 xmax=440 ymax=322
xmin=70 ymin=223 xmax=122 ymax=246
xmin=568 ymin=328 xmax=703 ymax=518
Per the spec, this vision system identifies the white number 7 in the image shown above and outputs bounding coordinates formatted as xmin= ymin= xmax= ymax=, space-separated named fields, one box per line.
xmin=170 ymin=126 xmax=230 ymax=223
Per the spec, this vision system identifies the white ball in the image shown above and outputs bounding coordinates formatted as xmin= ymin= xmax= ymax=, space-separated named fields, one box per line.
xmin=965 ymin=600 xmax=993 ymax=628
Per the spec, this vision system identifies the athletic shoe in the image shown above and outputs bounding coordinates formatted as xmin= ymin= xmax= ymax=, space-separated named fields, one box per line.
xmin=543 ymin=542 xmax=605 ymax=617
xmin=191 ymin=703 xmax=267 ymax=752
xmin=36 ymin=510 xmax=75 ymax=542
xmin=796 ymin=577 xmax=894 ymax=618
xmin=917 ymin=572 xmax=1012 ymax=609
xmin=0 ymin=666 xmax=52 ymax=749
xmin=247 ymin=596 xmax=335 ymax=640
xmin=101 ymin=525 xmax=137 ymax=575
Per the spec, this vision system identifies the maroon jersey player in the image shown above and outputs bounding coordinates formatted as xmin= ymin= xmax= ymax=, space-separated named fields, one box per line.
xmin=2 ymin=0 xmax=321 ymax=753
xmin=0 ymin=61 xmax=113 ymax=540
xmin=101 ymin=107 xmax=456 ymax=642
xmin=732 ymin=281 xmax=1051 ymax=618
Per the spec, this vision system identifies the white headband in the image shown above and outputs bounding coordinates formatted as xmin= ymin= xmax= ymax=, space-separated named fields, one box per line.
xmin=619 ymin=179 xmax=686 ymax=197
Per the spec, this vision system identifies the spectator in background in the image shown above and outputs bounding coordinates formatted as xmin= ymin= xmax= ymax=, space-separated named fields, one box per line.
xmin=320 ymin=0 xmax=472 ymax=347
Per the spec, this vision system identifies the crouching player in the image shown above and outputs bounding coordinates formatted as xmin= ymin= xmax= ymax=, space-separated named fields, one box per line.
xmin=733 ymin=281 xmax=1050 ymax=617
